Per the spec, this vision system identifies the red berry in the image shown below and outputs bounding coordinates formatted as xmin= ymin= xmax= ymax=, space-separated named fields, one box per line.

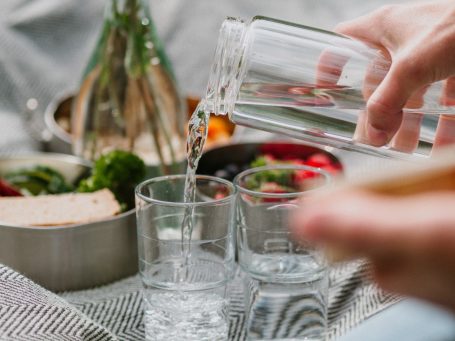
xmin=306 ymin=153 xmax=332 ymax=167
xmin=294 ymin=170 xmax=318 ymax=184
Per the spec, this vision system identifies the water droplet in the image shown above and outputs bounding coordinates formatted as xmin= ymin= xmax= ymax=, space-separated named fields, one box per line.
xmin=145 ymin=41 xmax=154 ymax=49
xmin=151 ymin=57 xmax=160 ymax=65
xmin=142 ymin=18 xmax=150 ymax=26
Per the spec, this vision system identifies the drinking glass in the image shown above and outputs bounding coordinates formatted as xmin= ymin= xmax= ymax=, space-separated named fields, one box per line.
xmin=234 ymin=165 xmax=331 ymax=340
xmin=135 ymin=175 xmax=236 ymax=341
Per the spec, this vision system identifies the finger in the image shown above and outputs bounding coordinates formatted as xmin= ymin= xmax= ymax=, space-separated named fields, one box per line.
xmin=432 ymin=115 xmax=455 ymax=150
xmin=365 ymin=61 xmax=427 ymax=146
xmin=292 ymin=190 xmax=455 ymax=258
xmin=441 ymin=76 xmax=455 ymax=106
xmin=362 ymin=55 xmax=389 ymax=100
xmin=334 ymin=10 xmax=391 ymax=49
xmin=353 ymin=110 xmax=368 ymax=143
xmin=315 ymin=49 xmax=349 ymax=87
xmin=354 ymin=56 xmax=390 ymax=144
xmin=390 ymin=112 xmax=423 ymax=153
xmin=316 ymin=8 xmax=391 ymax=90
xmin=389 ymin=84 xmax=427 ymax=152
xmin=433 ymin=77 xmax=455 ymax=150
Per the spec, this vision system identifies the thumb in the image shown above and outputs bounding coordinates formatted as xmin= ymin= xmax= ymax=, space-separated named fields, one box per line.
xmin=366 ymin=62 xmax=427 ymax=146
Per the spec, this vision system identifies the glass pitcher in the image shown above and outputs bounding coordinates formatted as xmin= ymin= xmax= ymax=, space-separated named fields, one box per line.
xmin=204 ymin=16 xmax=455 ymax=159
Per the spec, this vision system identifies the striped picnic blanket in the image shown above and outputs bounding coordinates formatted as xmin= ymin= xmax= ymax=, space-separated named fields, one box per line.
xmin=0 ymin=261 xmax=399 ymax=340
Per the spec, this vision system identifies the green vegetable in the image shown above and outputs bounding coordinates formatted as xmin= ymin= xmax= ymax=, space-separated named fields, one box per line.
xmin=250 ymin=156 xmax=268 ymax=168
xmin=247 ymin=156 xmax=295 ymax=192
xmin=245 ymin=169 xmax=294 ymax=192
xmin=5 ymin=166 xmax=73 ymax=195
xmin=77 ymin=150 xmax=146 ymax=210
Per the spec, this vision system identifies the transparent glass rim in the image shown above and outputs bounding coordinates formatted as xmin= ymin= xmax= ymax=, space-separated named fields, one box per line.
xmin=234 ymin=164 xmax=331 ymax=199
xmin=135 ymin=174 xmax=236 ymax=207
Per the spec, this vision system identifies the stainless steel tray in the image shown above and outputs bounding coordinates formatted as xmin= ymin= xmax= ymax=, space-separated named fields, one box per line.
xmin=0 ymin=153 xmax=137 ymax=292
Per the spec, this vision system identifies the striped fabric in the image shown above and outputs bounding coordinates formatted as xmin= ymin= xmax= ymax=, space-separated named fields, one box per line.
xmin=60 ymin=261 xmax=399 ymax=340
xmin=0 ymin=266 xmax=116 ymax=341
xmin=0 ymin=260 xmax=399 ymax=340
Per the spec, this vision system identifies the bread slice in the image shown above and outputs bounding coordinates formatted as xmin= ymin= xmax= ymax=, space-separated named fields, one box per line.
xmin=0 ymin=189 xmax=121 ymax=227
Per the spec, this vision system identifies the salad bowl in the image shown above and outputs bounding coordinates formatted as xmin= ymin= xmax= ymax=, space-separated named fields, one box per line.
xmin=0 ymin=153 xmax=137 ymax=292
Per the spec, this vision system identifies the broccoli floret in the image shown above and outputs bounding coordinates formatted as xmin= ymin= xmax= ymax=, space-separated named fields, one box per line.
xmin=77 ymin=150 xmax=146 ymax=210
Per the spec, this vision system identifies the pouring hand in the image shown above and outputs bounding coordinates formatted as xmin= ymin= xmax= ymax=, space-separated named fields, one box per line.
xmin=336 ymin=0 xmax=455 ymax=147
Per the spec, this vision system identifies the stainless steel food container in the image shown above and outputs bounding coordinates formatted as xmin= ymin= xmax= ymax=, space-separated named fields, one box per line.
xmin=0 ymin=153 xmax=138 ymax=292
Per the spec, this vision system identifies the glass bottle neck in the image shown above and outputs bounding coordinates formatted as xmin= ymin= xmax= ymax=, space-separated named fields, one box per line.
xmin=205 ymin=17 xmax=247 ymax=116
xmin=106 ymin=0 xmax=150 ymax=20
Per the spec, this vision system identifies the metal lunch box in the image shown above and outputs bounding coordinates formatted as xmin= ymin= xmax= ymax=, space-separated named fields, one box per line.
xmin=0 ymin=153 xmax=138 ymax=292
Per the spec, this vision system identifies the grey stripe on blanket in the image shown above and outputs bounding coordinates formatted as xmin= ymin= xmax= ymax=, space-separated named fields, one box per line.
xmin=0 ymin=265 xmax=117 ymax=341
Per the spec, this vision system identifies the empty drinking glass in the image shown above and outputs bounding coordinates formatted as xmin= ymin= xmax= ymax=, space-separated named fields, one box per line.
xmin=135 ymin=175 xmax=236 ymax=341
xmin=235 ymin=165 xmax=331 ymax=340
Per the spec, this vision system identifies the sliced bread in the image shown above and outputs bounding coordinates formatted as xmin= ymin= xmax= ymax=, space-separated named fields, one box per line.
xmin=0 ymin=189 xmax=121 ymax=227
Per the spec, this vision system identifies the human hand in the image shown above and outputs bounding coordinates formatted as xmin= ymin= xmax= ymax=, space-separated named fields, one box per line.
xmin=335 ymin=0 xmax=455 ymax=148
xmin=291 ymin=189 xmax=455 ymax=312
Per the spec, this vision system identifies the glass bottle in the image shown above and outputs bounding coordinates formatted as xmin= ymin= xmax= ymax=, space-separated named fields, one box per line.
xmin=72 ymin=0 xmax=186 ymax=174
xmin=204 ymin=16 xmax=455 ymax=159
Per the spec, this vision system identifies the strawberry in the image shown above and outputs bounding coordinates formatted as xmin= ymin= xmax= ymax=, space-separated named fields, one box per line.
xmin=295 ymin=169 xmax=318 ymax=181
xmin=305 ymin=153 xmax=332 ymax=168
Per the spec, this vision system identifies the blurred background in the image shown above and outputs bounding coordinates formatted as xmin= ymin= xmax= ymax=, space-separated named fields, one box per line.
xmin=0 ymin=0 xmax=423 ymax=152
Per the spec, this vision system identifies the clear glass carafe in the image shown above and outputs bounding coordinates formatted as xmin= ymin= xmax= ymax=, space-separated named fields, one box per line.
xmin=72 ymin=0 xmax=186 ymax=174
xmin=204 ymin=16 xmax=455 ymax=159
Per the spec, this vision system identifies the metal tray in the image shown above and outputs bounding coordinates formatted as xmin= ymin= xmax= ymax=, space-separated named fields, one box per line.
xmin=0 ymin=153 xmax=137 ymax=292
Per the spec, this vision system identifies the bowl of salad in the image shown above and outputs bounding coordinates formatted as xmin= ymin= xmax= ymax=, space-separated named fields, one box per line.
xmin=197 ymin=141 xmax=343 ymax=182
xmin=0 ymin=150 xmax=146 ymax=291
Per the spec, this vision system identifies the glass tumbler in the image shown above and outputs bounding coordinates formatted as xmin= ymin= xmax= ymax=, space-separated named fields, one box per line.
xmin=135 ymin=175 xmax=236 ymax=341
xmin=235 ymin=165 xmax=331 ymax=340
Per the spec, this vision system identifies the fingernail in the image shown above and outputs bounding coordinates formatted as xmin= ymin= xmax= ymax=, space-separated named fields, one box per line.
xmin=367 ymin=124 xmax=389 ymax=146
